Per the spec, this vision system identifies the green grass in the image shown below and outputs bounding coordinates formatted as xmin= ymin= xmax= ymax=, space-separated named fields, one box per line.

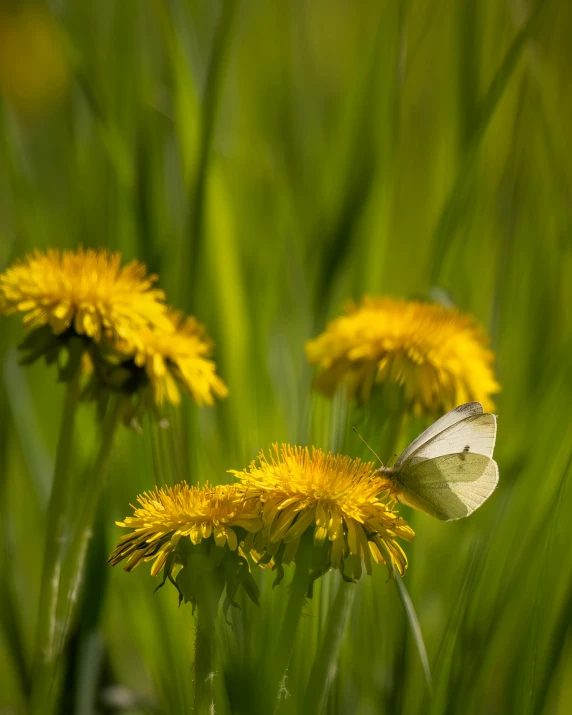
xmin=1 ymin=1 xmax=572 ymax=713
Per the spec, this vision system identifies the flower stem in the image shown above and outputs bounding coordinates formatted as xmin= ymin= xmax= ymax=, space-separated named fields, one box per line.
xmin=56 ymin=395 xmax=122 ymax=657
xmin=194 ymin=602 xmax=216 ymax=714
xmin=302 ymin=580 xmax=356 ymax=715
xmin=378 ymin=385 xmax=407 ymax=464
xmin=30 ymin=350 xmax=83 ymax=715
xmin=267 ymin=536 xmax=313 ymax=710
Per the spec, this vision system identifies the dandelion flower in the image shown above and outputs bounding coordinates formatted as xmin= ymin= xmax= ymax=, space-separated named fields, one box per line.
xmin=0 ymin=249 xmax=228 ymax=419
xmin=230 ymin=445 xmax=414 ymax=579
xmin=110 ymin=482 xmax=262 ymax=575
xmin=109 ymin=483 xmax=263 ymax=610
xmin=0 ymin=248 xmax=172 ymax=352
xmin=306 ymin=296 xmax=500 ymax=415
xmin=122 ymin=311 xmax=229 ymax=408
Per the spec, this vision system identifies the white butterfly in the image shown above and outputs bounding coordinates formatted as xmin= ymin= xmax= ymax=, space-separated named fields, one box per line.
xmin=378 ymin=402 xmax=499 ymax=521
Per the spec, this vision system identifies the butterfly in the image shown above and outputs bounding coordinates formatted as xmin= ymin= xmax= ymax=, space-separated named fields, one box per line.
xmin=377 ymin=402 xmax=498 ymax=521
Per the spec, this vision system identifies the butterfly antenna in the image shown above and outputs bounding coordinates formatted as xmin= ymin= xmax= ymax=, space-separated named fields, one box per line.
xmin=352 ymin=427 xmax=384 ymax=466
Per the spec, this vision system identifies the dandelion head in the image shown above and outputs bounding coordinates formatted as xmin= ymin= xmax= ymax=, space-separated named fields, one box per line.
xmin=124 ymin=311 xmax=229 ymax=408
xmin=230 ymin=445 xmax=414 ymax=580
xmin=110 ymin=482 xmax=262 ymax=575
xmin=109 ymin=482 xmax=263 ymax=610
xmin=305 ymin=296 xmax=500 ymax=416
xmin=0 ymin=248 xmax=171 ymax=351
xmin=0 ymin=249 xmax=228 ymax=423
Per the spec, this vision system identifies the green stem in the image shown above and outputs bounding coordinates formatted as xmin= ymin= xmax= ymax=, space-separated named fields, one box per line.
xmin=379 ymin=384 xmax=408 ymax=464
xmin=0 ymin=562 xmax=30 ymax=697
xmin=194 ymin=603 xmax=216 ymax=714
xmin=30 ymin=353 xmax=83 ymax=715
xmin=268 ymin=537 xmax=313 ymax=710
xmin=373 ymin=399 xmax=432 ymax=693
xmin=149 ymin=412 xmax=168 ymax=487
xmin=394 ymin=573 xmax=432 ymax=692
xmin=303 ymin=580 xmax=356 ymax=715
xmin=56 ymin=396 xmax=122 ymax=657
xmin=381 ymin=409 xmax=405 ymax=466
xmin=0 ymin=372 xmax=31 ymax=697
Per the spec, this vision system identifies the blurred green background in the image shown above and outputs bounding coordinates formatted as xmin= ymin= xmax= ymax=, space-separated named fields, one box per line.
xmin=1 ymin=0 xmax=571 ymax=713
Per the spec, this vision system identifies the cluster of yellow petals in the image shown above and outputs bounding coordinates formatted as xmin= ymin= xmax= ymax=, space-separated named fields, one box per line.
xmin=124 ymin=312 xmax=229 ymax=407
xmin=109 ymin=483 xmax=262 ymax=577
xmin=110 ymin=446 xmax=414 ymax=583
xmin=0 ymin=248 xmax=171 ymax=350
xmin=0 ymin=248 xmax=227 ymax=409
xmin=230 ymin=444 xmax=414 ymax=576
xmin=306 ymin=296 xmax=500 ymax=416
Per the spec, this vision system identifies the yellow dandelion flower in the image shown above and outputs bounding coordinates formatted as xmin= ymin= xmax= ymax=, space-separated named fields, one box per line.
xmin=0 ymin=248 xmax=172 ymax=352
xmin=230 ymin=444 xmax=414 ymax=578
xmin=306 ymin=296 xmax=500 ymax=415
xmin=109 ymin=482 xmax=262 ymax=577
xmin=110 ymin=310 xmax=228 ymax=408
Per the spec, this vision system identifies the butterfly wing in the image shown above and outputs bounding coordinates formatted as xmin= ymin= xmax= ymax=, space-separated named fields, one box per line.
xmin=395 ymin=402 xmax=484 ymax=469
xmin=400 ymin=413 xmax=497 ymax=466
xmin=395 ymin=452 xmax=499 ymax=521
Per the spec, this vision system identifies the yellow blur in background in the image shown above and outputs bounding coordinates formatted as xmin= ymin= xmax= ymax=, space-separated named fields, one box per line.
xmin=0 ymin=3 xmax=68 ymax=115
